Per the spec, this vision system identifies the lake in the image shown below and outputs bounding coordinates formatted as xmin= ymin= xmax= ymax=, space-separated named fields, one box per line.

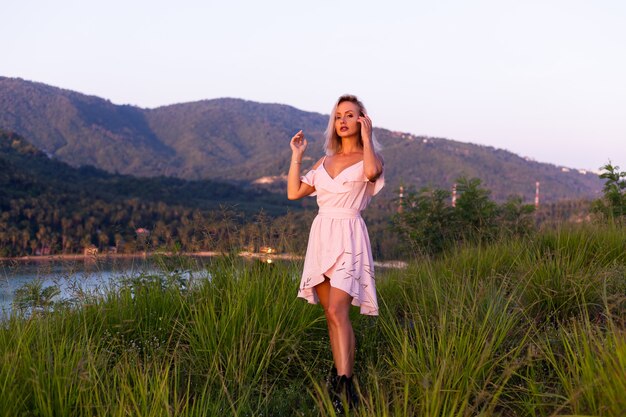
xmin=0 ymin=256 xmax=211 ymax=316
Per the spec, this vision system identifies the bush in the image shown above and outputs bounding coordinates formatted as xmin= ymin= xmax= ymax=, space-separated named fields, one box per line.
xmin=393 ymin=177 xmax=535 ymax=255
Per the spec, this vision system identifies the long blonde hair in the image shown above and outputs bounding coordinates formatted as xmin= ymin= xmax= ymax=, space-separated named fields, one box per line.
xmin=323 ymin=94 xmax=383 ymax=156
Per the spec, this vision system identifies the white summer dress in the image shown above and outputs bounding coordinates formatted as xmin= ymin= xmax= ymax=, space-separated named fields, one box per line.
xmin=297 ymin=157 xmax=384 ymax=316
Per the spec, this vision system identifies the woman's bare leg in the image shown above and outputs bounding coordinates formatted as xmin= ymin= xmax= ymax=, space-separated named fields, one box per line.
xmin=326 ymin=286 xmax=355 ymax=376
xmin=315 ymin=278 xmax=340 ymax=369
xmin=315 ymin=278 xmax=355 ymax=377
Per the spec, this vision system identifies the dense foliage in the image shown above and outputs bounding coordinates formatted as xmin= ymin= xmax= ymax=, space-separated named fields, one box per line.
xmin=393 ymin=177 xmax=536 ymax=255
xmin=0 ymin=130 xmax=307 ymax=257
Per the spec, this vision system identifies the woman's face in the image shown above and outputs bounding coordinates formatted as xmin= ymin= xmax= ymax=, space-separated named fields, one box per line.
xmin=335 ymin=101 xmax=361 ymax=138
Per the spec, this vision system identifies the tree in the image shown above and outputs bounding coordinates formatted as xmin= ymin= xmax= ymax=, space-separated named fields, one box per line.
xmin=393 ymin=177 xmax=536 ymax=256
xmin=393 ymin=187 xmax=455 ymax=255
xmin=454 ymin=177 xmax=499 ymax=243
xmin=592 ymin=162 xmax=626 ymax=221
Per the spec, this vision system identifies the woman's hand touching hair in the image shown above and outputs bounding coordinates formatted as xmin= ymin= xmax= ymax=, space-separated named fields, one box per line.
xmin=358 ymin=114 xmax=373 ymax=145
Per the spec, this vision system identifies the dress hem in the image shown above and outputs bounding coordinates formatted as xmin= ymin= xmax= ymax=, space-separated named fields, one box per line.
xmin=297 ymin=276 xmax=379 ymax=316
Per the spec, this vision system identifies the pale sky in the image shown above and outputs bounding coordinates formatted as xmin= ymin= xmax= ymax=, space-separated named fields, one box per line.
xmin=2 ymin=0 xmax=625 ymax=170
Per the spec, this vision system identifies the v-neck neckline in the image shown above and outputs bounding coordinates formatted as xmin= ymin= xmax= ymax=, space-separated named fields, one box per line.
xmin=322 ymin=158 xmax=363 ymax=180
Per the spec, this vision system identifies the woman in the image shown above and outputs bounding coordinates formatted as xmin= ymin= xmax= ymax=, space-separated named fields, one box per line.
xmin=287 ymin=94 xmax=384 ymax=410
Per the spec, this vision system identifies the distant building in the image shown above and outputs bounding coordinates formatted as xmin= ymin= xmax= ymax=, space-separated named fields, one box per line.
xmin=135 ymin=228 xmax=150 ymax=236
xmin=35 ymin=246 xmax=51 ymax=256
xmin=84 ymin=246 xmax=98 ymax=256
xmin=259 ymin=246 xmax=276 ymax=254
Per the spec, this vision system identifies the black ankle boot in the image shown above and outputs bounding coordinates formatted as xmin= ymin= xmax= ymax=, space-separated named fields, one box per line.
xmin=333 ymin=375 xmax=348 ymax=414
xmin=326 ymin=367 xmax=343 ymax=413
xmin=344 ymin=375 xmax=359 ymax=409
xmin=332 ymin=374 xmax=359 ymax=413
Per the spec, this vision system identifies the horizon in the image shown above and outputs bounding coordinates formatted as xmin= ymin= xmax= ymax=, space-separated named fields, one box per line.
xmin=2 ymin=0 xmax=625 ymax=171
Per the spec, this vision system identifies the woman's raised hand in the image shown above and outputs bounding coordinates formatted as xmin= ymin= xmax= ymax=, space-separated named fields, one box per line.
xmin=358 ymin=114 xmax=373 ymax=143
xmin=290 ymin=130 xmax=308 ymax=156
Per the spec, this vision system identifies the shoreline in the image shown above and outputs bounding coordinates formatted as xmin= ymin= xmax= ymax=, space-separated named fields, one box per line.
xmin=0 ymin=251 xmax=281 ymax=262
xmin=0 ymin=251 xmax=407 ymax=268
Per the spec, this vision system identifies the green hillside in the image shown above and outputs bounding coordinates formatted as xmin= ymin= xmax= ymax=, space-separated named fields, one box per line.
xmin=0 ymin=129 xmax=293 ymax=213
xmin=0 ymin=76 xmax=603 ymax=202
xmin=0 ymin=130 xmax=299 ymax=256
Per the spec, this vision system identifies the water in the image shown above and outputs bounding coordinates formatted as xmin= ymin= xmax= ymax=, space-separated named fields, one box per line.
xmin=0 ymin=256 xmax=208 ymax=316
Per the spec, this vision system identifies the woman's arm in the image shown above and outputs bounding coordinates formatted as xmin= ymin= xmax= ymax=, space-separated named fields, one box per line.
xmin=358 ymin=114 xmax=383 ymax=181
xmin=287 ymin=130 xmax=319 ymax=200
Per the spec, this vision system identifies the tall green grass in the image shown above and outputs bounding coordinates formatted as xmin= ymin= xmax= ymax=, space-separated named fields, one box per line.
xmin=1 ymin=224 xmax=625 ymax=416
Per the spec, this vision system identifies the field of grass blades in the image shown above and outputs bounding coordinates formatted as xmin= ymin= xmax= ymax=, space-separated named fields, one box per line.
xmin=0 ymin=224 xmax=625 ymax=416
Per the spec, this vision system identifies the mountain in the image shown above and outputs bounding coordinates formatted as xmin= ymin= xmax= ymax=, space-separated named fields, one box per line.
xmin=0 ymin=76 xmax=326 ymax=180
xmin=146 ymin=100 xmax=327 ymax=180
xmin=377 ymin=131 xmax=602 ymax=202
xmin=0 ymin=129 xmax=295 ymax=216
xmin=0 ymin=76 xmax=603 ymax=202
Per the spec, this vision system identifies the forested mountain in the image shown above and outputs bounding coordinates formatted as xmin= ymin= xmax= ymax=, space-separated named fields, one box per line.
xmin=0 ymin=130 xmax=294 ymax=214
xmin=0 ymin=130 xmax=302 ymax=257
xmin=0 ymin=76 xmax=325 ymax=180
xmin=0 ymin=76 xmax=603 ymax=202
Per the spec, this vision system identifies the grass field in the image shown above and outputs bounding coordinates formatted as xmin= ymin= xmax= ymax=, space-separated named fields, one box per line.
xmin=1 ymin=224 xmax=625 ymax=416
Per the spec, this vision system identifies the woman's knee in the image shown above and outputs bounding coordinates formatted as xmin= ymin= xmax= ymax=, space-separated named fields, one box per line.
xmin=325 ymin=304 xmax=349 ymax=327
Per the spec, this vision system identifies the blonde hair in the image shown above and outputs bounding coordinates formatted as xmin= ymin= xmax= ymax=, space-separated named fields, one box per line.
xmin=323 ymin=94 xmax=383 ymax=156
